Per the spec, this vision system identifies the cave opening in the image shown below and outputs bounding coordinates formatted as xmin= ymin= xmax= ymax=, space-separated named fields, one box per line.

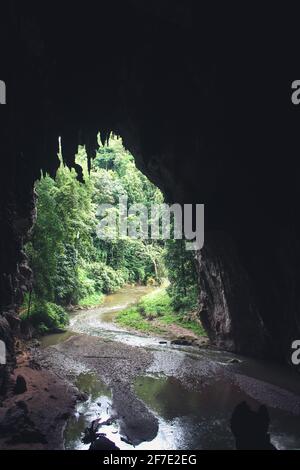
xmin=21 ymin=134 xmax=201 ymax=341
xmin=1 ymin=0 xmax=300 ymax=453
xmin=4 ymin=133 xmax=298 ymax=452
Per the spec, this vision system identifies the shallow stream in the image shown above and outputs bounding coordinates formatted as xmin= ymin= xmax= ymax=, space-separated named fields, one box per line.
xmin=41 ymin=286 xmax=300 ymax=450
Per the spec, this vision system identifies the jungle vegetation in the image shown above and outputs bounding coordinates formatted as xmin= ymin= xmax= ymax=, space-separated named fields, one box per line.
xmin=21 ymin=137 xmax=199 ymax=334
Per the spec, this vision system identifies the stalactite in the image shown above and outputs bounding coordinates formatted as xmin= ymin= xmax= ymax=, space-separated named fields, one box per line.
xmin=100 ymin=129 xmax=111 ymax=147
xmin=74 ymin=163 xmax=84 ymax=183
xmin=83 ymin=131 xmax=98 ymax=175
xmin=60 ymin=132 xmax=84 ymax=181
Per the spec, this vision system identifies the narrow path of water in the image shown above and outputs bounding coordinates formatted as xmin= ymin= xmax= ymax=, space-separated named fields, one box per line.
xmin=69 ymin=285 xmax=166 ymax=348
xmin=40 ymin=286 xmax=300 ymax=450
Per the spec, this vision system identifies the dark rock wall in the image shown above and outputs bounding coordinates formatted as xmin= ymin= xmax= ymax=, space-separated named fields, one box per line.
xmin=197 ymin=232 xmax=269 ymax=358
xmin=0 ymin=1 xmax=300 ymax=376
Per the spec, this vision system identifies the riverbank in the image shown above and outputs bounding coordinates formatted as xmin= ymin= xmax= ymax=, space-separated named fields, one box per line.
xmin=77 ymin=292 xmax=104 ymax=309
xmin=115 ymin=288 xmax=208 ymax=345
xmin=0 ymin=339 xmax=78 ymax=450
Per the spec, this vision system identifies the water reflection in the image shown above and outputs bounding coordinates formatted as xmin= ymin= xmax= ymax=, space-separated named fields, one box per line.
xmin=65 ymin=371 xmax=300 ymax=450
xmin=64 ymin=373 xmax=113 ymax=450
xmin=134 ymin=374 xmax=300 ymax=450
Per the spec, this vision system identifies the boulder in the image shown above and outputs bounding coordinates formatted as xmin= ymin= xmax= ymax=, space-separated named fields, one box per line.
xmin=90 ymin=435 xmax=119 ymax=451
xmin=171 ymin=336 xmax=195 ymax=346
xmin=14 ymin=374 xmax=27 ymax=394
xmin=0 ymin=401 xmax=47 ymax=444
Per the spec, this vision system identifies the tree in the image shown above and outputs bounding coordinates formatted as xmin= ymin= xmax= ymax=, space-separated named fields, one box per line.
xmin=165 ymin=239 xmax=198 ymax=311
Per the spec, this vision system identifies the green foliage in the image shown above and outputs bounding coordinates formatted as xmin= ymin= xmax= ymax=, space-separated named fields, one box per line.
xmin=80 ymin=261 xmax=127 ymax=294
xmin=26 ymin=153 xmax=96 ymax=307
xmin=158 ymin=312 xmax=205 ymax=336
xmin=24 ymin=137 xmax=166 ymax=333
xmin=116 ymin=288 xmax=205 ymax=336
xmin=92 ymin=138 xmax=165 ymax=286
xmin=21 ymin=301 xmax=68 ymax=334
xmin=115 ymin=307 xmax=162 ymax=333
xmin=165 ymin=239 xmax=198 ymax=311
xmin=78 ymin=292 xmax=104 ymax=308
xmin=25 ymin=136 xmax=201 ymax=335
xmin=138 ymin=289 xmax=172 ymax=319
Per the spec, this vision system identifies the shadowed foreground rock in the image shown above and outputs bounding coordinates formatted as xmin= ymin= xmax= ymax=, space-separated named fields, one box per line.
xmin=90 ymin=436 xmax=119 ymax=451
xmin=0 ymin=401 xmax=47 ymax=445
xmin=230 ymin=401 xmax=277 ymax=450
xmin=14 ymin=375 xmax=27 ymax=394
xmin=83 ymin=418 xmax=120 ymax=450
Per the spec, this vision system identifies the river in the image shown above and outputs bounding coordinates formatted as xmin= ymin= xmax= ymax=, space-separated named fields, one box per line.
xmin=39 ymin=286 xmax=300 ymax=450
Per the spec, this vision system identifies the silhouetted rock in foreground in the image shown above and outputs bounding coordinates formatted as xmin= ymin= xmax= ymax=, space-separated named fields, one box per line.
xmin=90 ymin=435 xmax=119 ymax=451
xmin=14 ymin=375 xmax=27 ymax=394
xmin=230 ymin=401 xmax=277 ymax=450
xmin=83 ymin=418 xmax=120 ymax=450
xmin=0 ymin=401 xmax=47 ymax=444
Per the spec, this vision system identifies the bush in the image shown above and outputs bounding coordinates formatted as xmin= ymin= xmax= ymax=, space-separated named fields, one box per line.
xmin=167 ymin=284 xmax=198 ymax=312
xmin=86 ymin=262 xmax=126 ymax=294
xmin=116 ymin=288 xmax=205 ymax=336
xmin=77 ymin=267 xmax=96 ymax=299
xmin=21 ymin=301 xmax=69 ymax=334
xmin=138 ymin=289 xmax=172 ymax=319
xmin=115 ymin=307 xmax=160 ymax=333
xmin=78 ymin=292 xmax=104 ymax=308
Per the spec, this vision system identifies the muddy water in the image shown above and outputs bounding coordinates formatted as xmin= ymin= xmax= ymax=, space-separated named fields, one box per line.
xmin=68 ymin=285 xmax=161 ymax=347
xmin=42 ymin=286 xmax=300 ymax=450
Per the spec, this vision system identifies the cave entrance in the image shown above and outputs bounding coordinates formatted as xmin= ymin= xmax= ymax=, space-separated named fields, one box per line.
xmin=16 ymin=134 xmax=217 ymax=451
xmin=21 ymin=135 xmax=202 ymax=341
xmin=9 ymin=132 xmax=300 ymax=452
